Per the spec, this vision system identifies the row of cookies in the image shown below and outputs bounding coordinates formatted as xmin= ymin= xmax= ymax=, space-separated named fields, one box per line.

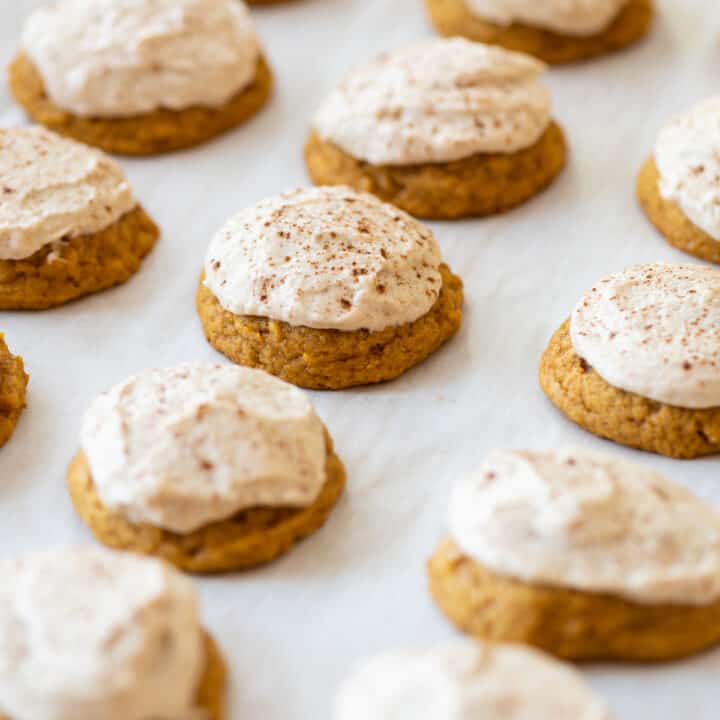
xmin=7 ymin=0 xmax=718 ymax=262
xmin=0 ymin=0 xmax=646 ymax=220
xmin=3 ymin=380 xmax=719 ymax=716
xmin=0 ymin=546 xmax=616 ymax=719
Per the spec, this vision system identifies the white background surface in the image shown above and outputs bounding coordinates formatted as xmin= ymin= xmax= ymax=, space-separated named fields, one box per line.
xmin=1 ymin=0 xmax=719 ymax=717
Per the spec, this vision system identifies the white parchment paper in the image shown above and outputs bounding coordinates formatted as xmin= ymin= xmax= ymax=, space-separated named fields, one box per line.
xmin=1 ymin=1 xmax=718 ymax=717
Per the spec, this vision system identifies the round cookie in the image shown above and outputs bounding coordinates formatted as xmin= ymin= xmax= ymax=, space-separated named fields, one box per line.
xmin=425 ymin=0 xmax=653 ymax=65
xmin=0 ymin=334 xmax=28 ymax=448
xmin=335 ymin=639 xmax=610 ymax=720
xmin=638 ymin=97 xmax=720 ymax=264
xmin=0 ymin=126 xmax=158 ymax=309
xmin=197 ymin=187 xmax=463 ymax=389
xmin=9 ymin=0 xmax=271 ymax=155
xmin=428 ymin=448 xmax=720 ymax=661
xmin=539 ymin=265 xmax=720 ymax=458
xmin=68 ymin=363 xmax=346 ymax=573
xmin=0 ymin=547 xmax=226 ymax=720
xmin=305 ymin=39 xmax=566 ymax=219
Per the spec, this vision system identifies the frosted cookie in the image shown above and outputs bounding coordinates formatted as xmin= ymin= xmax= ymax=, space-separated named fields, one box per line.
xmin=335 ymin=639 xmax=610 ymax=720
xmin=428 ymin=448 xmax=720 ymax=661
xmin=0 ymin=547 xmax=225 ymax=720
xmin=0 ymin=335 xmax=28 ymax=449
xmin=426 ymin=0 xmax=653 ymax=65
xmin=197 ymin=186 xmax=463 ymax=388
xmin=539 ymin=264 xmax=720 ymax=458
xmin=9 ymin=0 xmax=272 ymax=156
xmin=67 ymin=363 xmax=346 ymax=572
xmin=639 ymin=97 xmax=720 ymax=265
xmin=0 ymin=127 xmax=158 ymax=310
xmin=305 ymin=39 xmax=566 ymax=219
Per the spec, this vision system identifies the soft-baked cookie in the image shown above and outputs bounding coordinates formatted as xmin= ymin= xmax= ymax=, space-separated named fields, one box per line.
xmin=0 ymin=126 xmax=158 ymax=310
xmin=335 ymin=639 xmax=610 ymax=720
xmin=0 ymin=547 xmax=226 ymax=720
xmin=638 ymin=97 xmax=720 ymax=264
xmin=9 ymin=0 xmax=272 ymax=155
xmin=539 ymin=264 xmax=720 ymax=458
xmin=0 ymin=334 xmax=28 ymax=448
xmin=68 ymin=363 xmax=346 ymax=573
xmin=197 ymin=186 xmax=463 ymax=389
xmin=426 ymin=0 xmax=653 ymax=64
xmin=305 ymin=39 xmax=566 ymax=219
xmin=428 ymin=448 xmax=720 ymax=661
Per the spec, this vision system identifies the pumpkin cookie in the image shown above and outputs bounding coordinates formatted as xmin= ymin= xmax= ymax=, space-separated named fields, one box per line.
xmin=426 ymin=0 xmax=653 ymax=64
xmin=428 ymin=448 xmax=720 ymax=661
xmin=638 ymin=97 xmax=720 ymax=264
xmin=539 ymin=264 xmax=720 ymax=458
xmin=0 ymin=126 xmax=158 ymax=310
xmin=305 ymin=39 xmax=566 ymax=219
xmin=197 ymin=187 xmax=463 ymax=388
xmin=335 ymin=639 xmax=610 ymax=720
xmin=0 ymin=334 xmax=28 ymax=448
xmin=9 ymin=0 xmax=271 ymax=156
xmin=0 ymin=547 xmax=226 ymax=720
xmin=68 ymin=363 xmax=346 ymax=573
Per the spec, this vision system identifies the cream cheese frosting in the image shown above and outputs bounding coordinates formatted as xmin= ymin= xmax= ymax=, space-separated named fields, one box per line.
xmin=655 ymin=96 xmax=720 ymax=242
xmin=204 ymin=186 xmax=443 ymax=332
xmin=465 ymin=0 xmax=630 ymax=36
xmin=449 ymin=448 xmax=720 ymax=606
xmin=312 ymin=38 xmax=551 ymax=166
xmin=0 ymin=126 xmax=135 ymax=261
xmin=22 ymin=0 xmax=260 ymax=118
xmin=570 ymin=263 xmax=720 ymax=409
xmin=334 ymin=639 xmax=611 ymax=720
xmin=80 ymin=363 xmax=327 ymax=534
xmin=0 ymin=547 xmax=205 ymax=720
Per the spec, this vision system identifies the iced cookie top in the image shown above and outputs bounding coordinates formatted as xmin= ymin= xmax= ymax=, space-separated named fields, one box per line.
xmin=570 ymin=263 xmax=720 ymax=409
xmin=449 ymin=448 xmax=720 ymax=605
xmin=0 ymin=126 xmax=135 ymax=261
xmin=655 ymin=96 xmax=720 ymax=242
xmin=0 ymin=547 xmax=204 ymax=720
xmin=22 ymin=0 xmax=260 ymax=118
xmin=204 ymin=186 xmax=443 ymax=332
xmin=81 ymin=363 xmax=327 ymax=533
xmin=312 ymin=38 xmax=551 ymax=165
xmin=465 ymin=0 xmax=630 ymax=36
xmin=335 ymin=639 xmax=610 ymax=720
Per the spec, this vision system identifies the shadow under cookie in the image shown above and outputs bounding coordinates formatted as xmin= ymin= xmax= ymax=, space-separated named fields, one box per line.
xmin=8 ymin=53 xmax=273 ymax=156
xmin=196 ymin=264 xmax=464 ymax=390
xmin=428 ymin=539 xmax=720 ymax=661
xmin=0 ymin=206 xmax=159 ymax=310
xmin=304 ymin=124 xmax=566 ymax=220
xmin=425 ymin=0 xmax=653 ymax=64
xmin=67 ymin=432 xmax=346 ymax=573
xmin=0 ymin=335 xmax=28 ymax=448
xmin=638 ymin=157 xmax=720 ymax=265
xmin=539 ymin=320 xmax=720 ymax=459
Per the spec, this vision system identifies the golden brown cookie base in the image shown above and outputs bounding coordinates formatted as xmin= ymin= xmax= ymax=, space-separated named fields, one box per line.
xmin=0 ymin=206 xmax=159 ymax=310
xmin=199 ymin=632 xmax=227 ymax=720
xmin=304 ymin=124 xmax=566 ymax=220
xmin=8 ymin=53 xmax=273 ymax=156
xmin=637 ymin=157 xmax=720 ymax=264
xmin=425 ymin=0 xmax=653 ymax=64
xmin=0 ymin=334 xmax=28 ymax=448
xmin=539 ymin=320 xmax=720 ymax=459
xmin=428 ymin=539 xmax=720 ymax=661
xmin=67 ymin=431 xmax=346 ymax=573
xmin=197 ymin=265 xmax=463 ymax=389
